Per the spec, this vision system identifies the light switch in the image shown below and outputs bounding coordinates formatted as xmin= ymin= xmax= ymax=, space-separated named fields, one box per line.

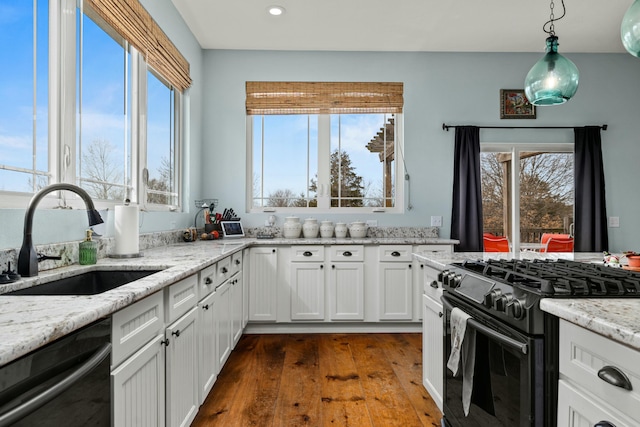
xmin=609 ymin=216 xmax=620 ymax=228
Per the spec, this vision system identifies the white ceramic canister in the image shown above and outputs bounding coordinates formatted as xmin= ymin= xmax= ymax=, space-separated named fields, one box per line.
xmin=283 ymin=216 xmax=302 ymax=238
xmin=302 ymin=218 xmax=319 ymax=238
xmin=319 ymin=221 xmax=334 ymax=238
xmin=334 ymin=222 xmax=348 ymax=238
xmin=348 ymin=221 xmax=368 ymax=238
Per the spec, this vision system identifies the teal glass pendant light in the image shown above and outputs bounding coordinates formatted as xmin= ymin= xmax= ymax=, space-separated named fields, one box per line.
xmin=621 ymin=0 xmax=640 ymax=57
xmin=524 ymin=0 xmax=579 ymax=106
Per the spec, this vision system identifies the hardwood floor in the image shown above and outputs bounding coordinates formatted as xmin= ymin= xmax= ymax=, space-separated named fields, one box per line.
xmin=192 ymin=333 xmax=442 ymax=427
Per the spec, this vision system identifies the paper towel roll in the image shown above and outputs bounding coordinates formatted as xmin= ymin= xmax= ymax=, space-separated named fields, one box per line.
xmin=114 ymin=205 xmax=139 ymax=255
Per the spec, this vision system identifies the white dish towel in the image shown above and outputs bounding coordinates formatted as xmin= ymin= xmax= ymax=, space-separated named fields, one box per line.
xmin=446 ymin=307 xmax=477 ymax=416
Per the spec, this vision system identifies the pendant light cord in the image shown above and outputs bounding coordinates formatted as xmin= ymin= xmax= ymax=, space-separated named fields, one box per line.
xmin=543 ymin=0 xmax=566 ymax=36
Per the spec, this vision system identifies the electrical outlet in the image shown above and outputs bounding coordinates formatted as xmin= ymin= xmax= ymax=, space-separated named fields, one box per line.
xmin=430 ymin=216 xmax=443 ymax=227
xmin=609 ymin=216 xmax=620 ymax=228
xmin=366 ymin=220 xmax=377 ymax=227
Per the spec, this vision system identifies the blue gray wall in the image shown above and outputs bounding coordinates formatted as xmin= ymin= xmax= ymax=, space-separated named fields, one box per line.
xmin=1 ymin=0 xmax=638 ymax=253
xmin=203 ymin=49 xmax=640 ymax=251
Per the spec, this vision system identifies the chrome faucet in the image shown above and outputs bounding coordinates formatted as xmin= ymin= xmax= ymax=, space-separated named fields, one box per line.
xmin=18 ymin=183 xmax=104 ymax=277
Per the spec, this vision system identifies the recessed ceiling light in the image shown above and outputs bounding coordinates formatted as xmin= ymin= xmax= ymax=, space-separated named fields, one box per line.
xmin=267 ymin=5 xmax=285 ymax=16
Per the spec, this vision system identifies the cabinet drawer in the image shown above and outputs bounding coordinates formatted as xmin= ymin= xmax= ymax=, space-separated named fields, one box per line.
xmin=378 ymin=245 xmax=412 ymax=262
xmin=423 ymin=265 xmax=443 ymax=301
xmin=112 ymin=291 xmax=164 ymax=367
xmin=217 ymin=256 xmax=232 ymax=285
xmin=165 ymin=274 xmax=198 ymax=323
xmin=199 ymin=263 xmax=217 ymax=299
xmin=329 ymin=245 xmax=364 ymax=262
xmin=559 ymin=320 xmax=640 ymax=423
xmin=291 ymin=245 xmax=324 ymax=262
xmin=557 ymin=379 xmax=636 ymax=427
xmin=415 ymin=244 xmax=453 ymax=253
xmin=231 ymin=251 xmax=243 ymax=274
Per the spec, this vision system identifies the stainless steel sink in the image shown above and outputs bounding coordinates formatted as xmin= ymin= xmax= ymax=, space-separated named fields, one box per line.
xmin=6 ymin=270 xmax=162 ymax=296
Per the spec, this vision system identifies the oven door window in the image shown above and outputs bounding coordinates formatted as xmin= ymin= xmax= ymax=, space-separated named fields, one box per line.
xmin=443 ymin=314 xmax=543 ymax=426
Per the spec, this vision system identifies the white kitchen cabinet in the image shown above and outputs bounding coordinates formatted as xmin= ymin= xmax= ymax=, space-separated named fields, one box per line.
xmin=290 ymin=262 xmax=325 ymax=320
xmin=413 ymin=244 xmax=452 ymax=322
xmin=111 ymin=334 xmax=166 ymax=427
xmin=242 ymin=249 xmax=249 ymax=328
xmin=289 ymin=246 xmax=325 ymax=321
xmin=328 ymin=245 xmax=365 ymax=321
xmin=215 ymin=279 xmax=232 ymax=368
xmin=421 ymin=263 xmax=445 ymax=411
xmin=557 ymin=319 xmax=640 ymax=426
xmin=197 ymin=289 xmax=217 ymax=404
xmin=248 ymin=247 xmax=278 ymax=321
xmin=422 ymin=294 xmax=443 ymax=411
xmin=557 ymin=379 xmax=635 ymax=427
xmin=165 ymin=306 xmax=199 ymax=427
xmin=328 ymin=262 xmax=364 ymax=320
xmin=112 ymin=291 xmax=164 ymax=367
xmin=378 ymin=262 xmax=413 ymax=320
xmin=231 ymin=271 xmax=243 ymax=344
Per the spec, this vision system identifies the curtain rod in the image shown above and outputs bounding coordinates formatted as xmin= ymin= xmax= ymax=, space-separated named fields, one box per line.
xmin=442 ymin=123 xmax=608 ymax=131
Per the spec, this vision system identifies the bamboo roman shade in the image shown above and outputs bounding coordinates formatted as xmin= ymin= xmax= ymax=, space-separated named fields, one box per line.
xmin=246 ymin=82 xmax=404 ymax=115
xmin=86 ymin=0 xmax=192 ymax=92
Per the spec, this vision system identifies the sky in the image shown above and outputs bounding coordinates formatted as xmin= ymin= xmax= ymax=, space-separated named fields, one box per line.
xmin=253 ymin=113 xmax=393 ymax=201
xmin=0 ymin=0 xmax=171 ymax=195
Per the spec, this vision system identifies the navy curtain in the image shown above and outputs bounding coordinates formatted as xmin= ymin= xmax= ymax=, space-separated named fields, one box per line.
xmin=450 ymin=126 xmax=483 ymax=252
xmin=574 ymin=126 xmax=609 ymax=252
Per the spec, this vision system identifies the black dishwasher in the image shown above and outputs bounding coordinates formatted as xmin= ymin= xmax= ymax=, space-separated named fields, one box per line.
xmin=0 ymin=318 xmax=111 ymax=427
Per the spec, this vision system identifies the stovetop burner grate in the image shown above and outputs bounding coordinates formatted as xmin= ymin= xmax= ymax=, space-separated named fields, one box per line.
xmin=458 ymin=259 xmax=640 ymax=297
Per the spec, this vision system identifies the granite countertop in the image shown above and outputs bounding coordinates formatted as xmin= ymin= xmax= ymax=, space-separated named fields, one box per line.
xmin=0 ymin=237 xmax=455 ymax=367
xmin=0 ymin=241 xmax=247 ymax=367
xmin=413 ymin=250 xmax=640 ymax=352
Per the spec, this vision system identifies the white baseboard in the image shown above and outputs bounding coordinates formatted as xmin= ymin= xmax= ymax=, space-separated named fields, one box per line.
xmin=243 ymin=322 xmax=421 ymax=334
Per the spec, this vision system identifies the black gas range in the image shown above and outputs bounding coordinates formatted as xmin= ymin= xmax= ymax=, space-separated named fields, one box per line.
xmin=439 ymin=258 xmax=640 ymax=427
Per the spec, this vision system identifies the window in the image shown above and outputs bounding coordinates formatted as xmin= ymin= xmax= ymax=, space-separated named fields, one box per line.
xmin=145 ymin=69 xmax=179 ymax=207
xmin=247 ymin=82 xmax=403 ymax=212
xmin=480 ymin=144 xmax=574 ymax=247
xmin=76 ymin=5 xmax=131 ymax=202
xmin=0 ymin=0 xmax=49 ymax=192
xmin=0 ymin=0 xmax=190 ymax=210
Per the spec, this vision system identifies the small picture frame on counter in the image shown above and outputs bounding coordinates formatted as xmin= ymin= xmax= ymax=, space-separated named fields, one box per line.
xmin=500 ymin=89 xmax=536 ymax=119
xmin=221 ymin=220 xmax=245 ymax=238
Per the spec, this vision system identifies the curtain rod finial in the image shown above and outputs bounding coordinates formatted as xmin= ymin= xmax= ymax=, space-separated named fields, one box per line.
xmin=442 ymin=123 xmax=450 ymax=131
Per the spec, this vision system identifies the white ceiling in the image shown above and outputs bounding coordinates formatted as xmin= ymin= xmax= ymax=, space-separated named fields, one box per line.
xmin=170 ymin=0 xmax=632 ymax=53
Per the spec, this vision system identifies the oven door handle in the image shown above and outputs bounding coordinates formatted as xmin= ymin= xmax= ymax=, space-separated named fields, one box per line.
xmin=441 ymin=295 xmax=528 ymax=355
xmin=0 ymin=342 xmax=111 ymax=427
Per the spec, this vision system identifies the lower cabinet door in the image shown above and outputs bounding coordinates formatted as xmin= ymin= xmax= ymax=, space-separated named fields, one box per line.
xmin=198 ymin=291 xmax=218 ymax=405
xmin=290 ymin=262 xmax=325 ymax=320
xmin=422 ymin=294 xmax=443 ymax=411
xmin=557 ymin=379 xmax=636 ymax=427
xmin=328 ymin=262 xmax=364 ymax=320
xmin=165 ymin=307 xmax=199 ymax=427
xmin=112 ymin=335 xmax=166 ymax=427
xmin=216 ymin=281 xmax=232 ymax=368
xmin=378 ymin=262 xmax=413 ymax=320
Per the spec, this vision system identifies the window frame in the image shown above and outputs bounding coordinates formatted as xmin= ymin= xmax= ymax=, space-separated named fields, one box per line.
xmin=246 ymin=112 xmax=405 ymax=214
xmin=480 ymin=141 xmax=574 ymax=251
xmin=0 ymin=0 xmax=184 ymax=212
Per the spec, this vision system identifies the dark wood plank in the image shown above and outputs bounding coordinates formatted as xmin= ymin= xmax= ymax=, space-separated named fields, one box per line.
xmin=272 ymin=335 xmax=322 ymax=426
xmin=349 ymin=334 xmax=424 ymax=427
xmin=318 ymin=334 xmax=373 ymax=427
xmin=379 ymin=333 xmax=442 ymax=426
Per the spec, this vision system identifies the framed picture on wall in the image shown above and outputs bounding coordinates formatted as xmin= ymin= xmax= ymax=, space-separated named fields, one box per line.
xmin=500 ymin=89 xmax=536 ymax=119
